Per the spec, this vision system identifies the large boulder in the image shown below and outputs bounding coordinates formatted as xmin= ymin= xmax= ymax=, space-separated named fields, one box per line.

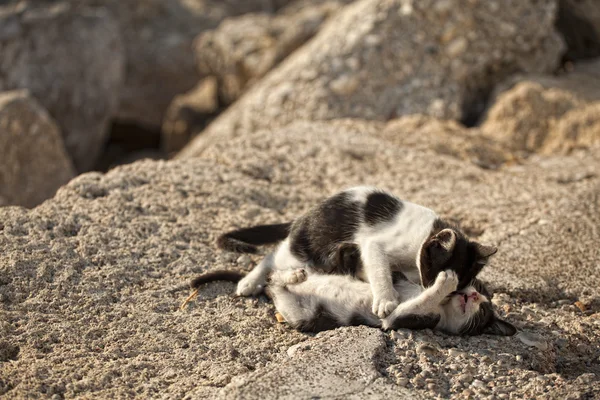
xmin=178 ymin=0 xmax=564 ymax=157
xmin=481 ymin=59 xmax=600 ymax=155
xmin=86 ymin=0 xmax=297 ymax=128
xmin=162 ymin=0 xmax=348 ymax=154
xmin=0 ymin=2 xmax=125 ymax=172
xmin=1 ymin=120 xmax=599 ymax=398
xmin=195 ymin=0 xmax=344 ymax=107
xmin=0 ymin=91 xmax=75 ymax=208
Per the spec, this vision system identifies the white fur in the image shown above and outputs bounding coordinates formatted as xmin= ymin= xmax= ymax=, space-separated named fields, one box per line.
xmin=353 ymin=197 xmax=437 ymax=317
xmin=270 ymin=269 xmax=489 ymax=335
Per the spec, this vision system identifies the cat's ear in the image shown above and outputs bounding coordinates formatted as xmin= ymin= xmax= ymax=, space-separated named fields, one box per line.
xmin=483 ymin=318 xmax=517 ymax=336
xmin=432 ymin=229 xmax=457 ymax=252
xmin=474 ymin=243 xmax=497 ymax=263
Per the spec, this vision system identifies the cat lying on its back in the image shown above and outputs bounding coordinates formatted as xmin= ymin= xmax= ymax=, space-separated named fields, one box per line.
xmin=189 ymin=243 xmax=516 ymax=336
xmin=218 ymin=186 xmax=498 ymax=318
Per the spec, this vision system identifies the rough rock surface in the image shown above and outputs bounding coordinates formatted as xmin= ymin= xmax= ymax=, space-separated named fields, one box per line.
xmin=195 ymin=0 xmax=343 ymax=107
xmin=0 ymin=2 xmax=125 ymax=172
xmin=481 ymin=61 xmax=600 ymax=154
xmin=2 ymin=120 xmax=599 ymax=398
xmin=374 ymin=115 xmax=515 ymax=170
xmin=179 ymin=0 xmax=564 ymax=157
xmin=0 ymin=91 xmax=75 ymax=208
xmin=556 ymin=0 xmax=600 ymax=61
xmin=83 ymin=0 xmax=296 ymax=128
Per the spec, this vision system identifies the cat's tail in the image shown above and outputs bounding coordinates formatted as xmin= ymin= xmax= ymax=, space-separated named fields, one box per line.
xmin=216 ymin=222 xmax=292 ymax=253
xmin=189 ymin=270 xmax=246 ymax=289
xmin=181 ymin=270 xmax=247 ymax=310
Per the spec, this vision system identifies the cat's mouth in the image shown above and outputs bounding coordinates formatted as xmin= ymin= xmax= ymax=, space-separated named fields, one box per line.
xmin=452 ymin=291 xmax=479 ymax=314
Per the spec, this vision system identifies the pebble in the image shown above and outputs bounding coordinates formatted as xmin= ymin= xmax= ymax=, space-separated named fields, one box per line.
xmin=286 ymin=342 xmax=310 ymax=358
xmin=448 ymin=348 xmax=466 ymax=358
xmin=236 ymin=255 xmax=252 ymax=268
xmin=517 ymin=331 xmax=548 ymax=351
xmin=458 ymin=373 xmax=473 ymax=383
xmin=397 ymin=377 xmax=409 ymax=387
xmin=575 ymin=373 xmax=596 ymax=384
xmin=416 ymin=343 xmax=439 ymax=356
xmin=472 ymin=380 xmax=485 ymax=388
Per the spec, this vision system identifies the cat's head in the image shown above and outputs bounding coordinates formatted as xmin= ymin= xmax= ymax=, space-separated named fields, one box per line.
xmin=418 ymin=224 xmax=497 ymax=290
xmin=438 ymin=281 xmax=517 ymax=336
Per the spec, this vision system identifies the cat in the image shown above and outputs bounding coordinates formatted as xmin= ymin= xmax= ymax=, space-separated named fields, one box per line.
xmin=187 ymin=243 xmax=516 ymax=336
xmin=217 ymin=186 xmax=498 ymax=318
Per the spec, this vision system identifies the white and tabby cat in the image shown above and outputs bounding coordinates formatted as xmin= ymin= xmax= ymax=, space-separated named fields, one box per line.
xmin=218 ymin=186 xmax=498 ymax=318
xmin=188 ymin=243 xmax=516 ymax=335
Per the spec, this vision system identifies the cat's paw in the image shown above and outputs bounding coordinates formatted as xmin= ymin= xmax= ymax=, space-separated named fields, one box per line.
xmin=269 ymin=269 xmax=308 ymax=286
xmin=372 ymin=295 xmax=399 ymax=318
xmin=236 ymin=275 xmax=265 ymax=296
xmin=434 ymin=270 xmax=458 ymax=296
xmin=284 ymin=269 xmax=307 ymax=285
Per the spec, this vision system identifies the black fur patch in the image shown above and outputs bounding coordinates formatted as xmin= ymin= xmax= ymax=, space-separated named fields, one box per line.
xmin=294 ymin=305 xmax=342 ymax=333
xmin=349 ymin=313 xmax=381 ymax=329
xmin=458 ymin=301 xmax=495 ymax=336
xmin=289 ymin=192 xmax=361 ymax=271
xmin=387 ymin=313 xmax=440 ymax=331
xmin=364 ymin=191 xmax=402 ymax=226
xmin=189 ymin=270 xmax=246 ymax=289
xmin=391 ymin=270 xmax=409 ymax=284
xmin=419 ymin=219 xmax=488 ymax=290
xmin=335 ymin=242 xmax=361 ymax=276
xmin=217 ymin=222 xmax=292 ymax=253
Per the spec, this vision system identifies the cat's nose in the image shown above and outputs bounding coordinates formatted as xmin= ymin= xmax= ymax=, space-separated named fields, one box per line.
xmin=468 ymin=292 xmax=479 ymax=302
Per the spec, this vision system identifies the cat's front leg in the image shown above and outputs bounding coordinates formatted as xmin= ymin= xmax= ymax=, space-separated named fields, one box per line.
xmin=361 ymin=240 xmax=399 ymax=318
xmin=382 ymin=270 xmax=458 ymax=330
xmin=430 ymin=269 xmax=459 ymax=300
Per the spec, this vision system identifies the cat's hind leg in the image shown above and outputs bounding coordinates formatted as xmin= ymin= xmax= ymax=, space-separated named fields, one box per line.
xmin=269 ymin=268 xmax=308 ymax=287
xmin=236 ymin=239 xmax=306 ymax=296
xmin=236 ymin=252 xmax=275 ymax=296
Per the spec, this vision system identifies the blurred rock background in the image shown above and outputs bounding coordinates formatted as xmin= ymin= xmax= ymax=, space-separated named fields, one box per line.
xmin=1 ymin=0 xmax=600 ymax=398
xmin=1 ymin=0 xmax=599 ymax=206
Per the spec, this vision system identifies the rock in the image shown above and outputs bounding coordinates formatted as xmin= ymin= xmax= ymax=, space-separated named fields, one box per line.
xmin=179 ymin=0 xmax=563 ymax=157
xmin=84 ymin=0 xmax=295 ymax=129
xmin=481 ymin=63 xmax=600 ymax=155
xmin=575 ymin=373 xmax=597 ymax=384
xmin=556 ymin=0 xmax=600 ymax=61
xmin=376 ymin=115 xmax=514 ymax=169
xmin=2 ymin=120 xmax=600 ymax=398
xmin=161 ymin=78 xmax=220 ymax=155
xmin=0 ymin=91 xmax=75 ymax=208
xmin=517 ymin=332 xmax=549 ymax=351
xmin=0 ymin=2 xmax=124 ymax=171
xmin=481 ymin=58 xmax=600 ymax=155
xmin=222 ymin=327 xmax=411 ymax=398
xmin=416 ymin=343 xmax=439 ymax=356
xmin=448 ymin=348 xmax=466 ymax=358
xmin=195 ymin=1 xmax=343 ymax=106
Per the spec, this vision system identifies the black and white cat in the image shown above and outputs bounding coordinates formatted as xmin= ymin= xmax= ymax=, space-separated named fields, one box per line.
xmin=218 ymin=186 xmax=498 ymax=319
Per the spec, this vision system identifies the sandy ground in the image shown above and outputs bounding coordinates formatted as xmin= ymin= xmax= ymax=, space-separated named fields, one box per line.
xmin=1 ymin=121 xmax=599 ymax=398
